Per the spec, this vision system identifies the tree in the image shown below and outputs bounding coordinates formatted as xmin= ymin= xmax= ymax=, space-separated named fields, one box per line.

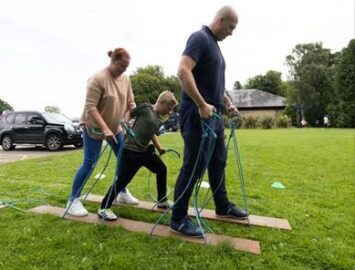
xmin=281 ymin=81 xmax=298 ymax=125
xmin=130 ymin=65 xmax=180 ymax=105
xmin=44 ymin=106 xmax=60 ymax=113
xmin=330 ymin=39 xmax=355 ymax=127
xmin=233 ymin=81 xmax=242 ymax=90
xmin=0 ymin=98 xmax=14 ymax=112
xmin=245 ymin=70 xmax=284 ymax=95
xmin=285 ymin=43 xmax=337 ymax=125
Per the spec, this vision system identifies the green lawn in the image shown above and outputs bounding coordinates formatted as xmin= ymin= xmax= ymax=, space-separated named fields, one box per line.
xmin=0 ymin=128 xmax=354 ymax=269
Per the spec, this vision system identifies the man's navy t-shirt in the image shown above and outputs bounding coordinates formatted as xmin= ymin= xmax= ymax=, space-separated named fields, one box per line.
xmin=181 ymin=25 xmax=226 ymax=107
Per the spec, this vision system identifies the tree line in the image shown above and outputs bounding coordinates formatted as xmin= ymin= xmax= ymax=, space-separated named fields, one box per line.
xmin=238 ymin=40 xmax=354 ymax=128
xmin=1 ymin=40 xmax=353 ymax=127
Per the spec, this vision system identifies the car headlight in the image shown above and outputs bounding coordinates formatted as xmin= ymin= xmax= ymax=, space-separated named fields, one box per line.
xmin=64 ymin=124 xmax=75 ymax=133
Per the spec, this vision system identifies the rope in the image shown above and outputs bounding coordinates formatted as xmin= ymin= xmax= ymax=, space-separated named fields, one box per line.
xmin=150 ymin=124 xmax=208 ymax=236
xmin=194 ymin=117 xmax=250 ymax=227
xmin=102 ymin=136 xmax=125 ymax=210
xmin=82 ymin=146 xmax=113 ymax=202
xmin=228 ymin=119 xmax=250 ymax=224
xmin=192 ymin=120 xmax=218 ymax=241
xmin=0 ymin=198 xmax=47 ymax=213
xmin=63 ymin=121 xmax=135 ymax=217
xmin=147 ymin=148 xmax=181 ymax=209
xmin=62 ymin=143 xmax=109 ymax=218
xmin=150 ymin=114 xmax=220 ymax=242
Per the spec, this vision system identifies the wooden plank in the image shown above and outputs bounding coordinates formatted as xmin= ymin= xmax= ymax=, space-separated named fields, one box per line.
xmin=85 ymin=194 xmax=292 ymax=230
xmin=29 ymin=205 xmax=260 ymax=254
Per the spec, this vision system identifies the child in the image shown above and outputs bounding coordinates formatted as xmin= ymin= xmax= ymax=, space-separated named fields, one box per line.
xmin=98 ymin=90 xmax=178 ymax=220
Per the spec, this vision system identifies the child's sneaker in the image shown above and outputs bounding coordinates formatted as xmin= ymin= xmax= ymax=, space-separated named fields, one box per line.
xmin=117 ymin=188 xmax=139 ymax=205
xmin=65 ymin=198 xmax=88 ymax=217
xmin=97 ymin=208 xmax=117 ymax=221
xmin=157 ymin=200 xmax=171 ymax=209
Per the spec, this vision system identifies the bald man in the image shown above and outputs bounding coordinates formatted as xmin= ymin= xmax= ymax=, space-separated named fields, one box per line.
xmin=171 ymin=6 xmax=248 ymax=237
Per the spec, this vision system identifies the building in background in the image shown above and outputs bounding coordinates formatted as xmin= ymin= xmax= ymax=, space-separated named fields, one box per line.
xmin=227 ymin=89 xmax=286 ymax=117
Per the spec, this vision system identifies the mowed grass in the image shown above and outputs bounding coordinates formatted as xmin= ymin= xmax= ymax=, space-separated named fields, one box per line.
xmin=0 ymin=128 xmax=354 ymax=269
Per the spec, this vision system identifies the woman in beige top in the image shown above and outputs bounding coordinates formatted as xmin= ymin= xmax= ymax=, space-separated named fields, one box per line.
xmin=65 ymin=47 xmax=139 ymax=217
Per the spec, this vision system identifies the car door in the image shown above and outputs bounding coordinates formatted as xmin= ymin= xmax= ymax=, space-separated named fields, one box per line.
xmin=26 ymin=113 xmax=46 ymax=143
xmin=12 ymin=113 xmax=28 ymax=142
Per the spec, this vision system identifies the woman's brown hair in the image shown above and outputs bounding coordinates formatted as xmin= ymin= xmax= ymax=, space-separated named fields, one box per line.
xmin=107 ymin=48 xmax=130 ymax=61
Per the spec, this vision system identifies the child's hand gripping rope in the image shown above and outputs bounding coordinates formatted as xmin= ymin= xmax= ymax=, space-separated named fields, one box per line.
xmin=121 ymin=121 xmax=135 ymax=138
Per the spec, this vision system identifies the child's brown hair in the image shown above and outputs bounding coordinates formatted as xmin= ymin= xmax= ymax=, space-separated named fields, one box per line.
xmin=157 ymin=90 xmax=178 ymax=109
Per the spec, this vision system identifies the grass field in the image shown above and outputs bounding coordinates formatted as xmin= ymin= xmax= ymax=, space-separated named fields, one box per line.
xmin=0 ymin=128 xmax=354 ymax=269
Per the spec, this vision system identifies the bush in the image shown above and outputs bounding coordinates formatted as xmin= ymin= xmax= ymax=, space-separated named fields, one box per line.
xmin=223 ymin=114 xmax=242 ymax=129
xmin=284 ymin=106 xmax=297 ymax=126
xmin=275 ymin=115 xmax=290 ymax=128
xmin=260 ymin=116 xmax=274 ymax=129
xmin=238 ymin=114 xmax=290 ymax=129
xmin=242 ymin=116 xmax=259 ymax=128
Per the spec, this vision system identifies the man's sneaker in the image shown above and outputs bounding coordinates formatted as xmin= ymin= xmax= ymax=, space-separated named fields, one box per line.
xmin=170 ymin=217 xmax=204 ymax=238
xmin=117 ymin=188 xmax=139 ymax=205
xmin=157 ymin=200 xmax=171 ymax=209
xmin=97 ymin=208 xmax=118 ymax=221
xmin=65 ymin=198 xmax=88 ymax=217
xmin=216 ymin=204 xmax=248 ymax=220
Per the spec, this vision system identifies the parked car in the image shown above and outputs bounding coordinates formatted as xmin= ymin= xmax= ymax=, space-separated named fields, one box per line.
xmin=163 ymin=112 xmax=179 ymax=132
xmin=0 ymin=111 xmax=83 ymax=151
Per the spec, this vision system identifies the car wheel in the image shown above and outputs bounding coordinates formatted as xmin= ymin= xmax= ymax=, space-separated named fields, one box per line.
xmin=46 ymin=134 xmax=62 ymax=151
xmin=1 ymin=135 xmax=15 ymax=151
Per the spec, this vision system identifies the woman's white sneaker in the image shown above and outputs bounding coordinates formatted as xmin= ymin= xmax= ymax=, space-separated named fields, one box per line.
xmin=65 ymin=198 xmax=88 ymax=217
xmin=117 ymin=188 xmax=139 ymax=205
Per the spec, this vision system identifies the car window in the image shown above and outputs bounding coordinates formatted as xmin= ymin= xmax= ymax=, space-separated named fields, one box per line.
xmin=6 ymin=113 xmax=15 ymax=124
xmin=14 ymin=113 xmax=27 ymax=124
xmin=28 ymin=114 xmax=43 ymax=123
xmin=42 ymin=112 xmax=73 ymax=124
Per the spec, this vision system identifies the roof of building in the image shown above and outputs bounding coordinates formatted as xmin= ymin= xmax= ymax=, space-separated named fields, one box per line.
xmin=227 ymin=89 xmax=286 ymax=108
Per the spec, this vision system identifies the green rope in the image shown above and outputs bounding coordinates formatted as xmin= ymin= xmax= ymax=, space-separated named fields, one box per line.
xmin=147 ymin=148 xmax=181 ymax=208
xmin=150 ymin=123 xmax=208 ymax=237
xmin=151 ymin=115 xmax=220 ymax=243
xmin=192 ymin=120 xmax=218 ymax=239
xmin=229 ymin=120 xmax=249 ymax=217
